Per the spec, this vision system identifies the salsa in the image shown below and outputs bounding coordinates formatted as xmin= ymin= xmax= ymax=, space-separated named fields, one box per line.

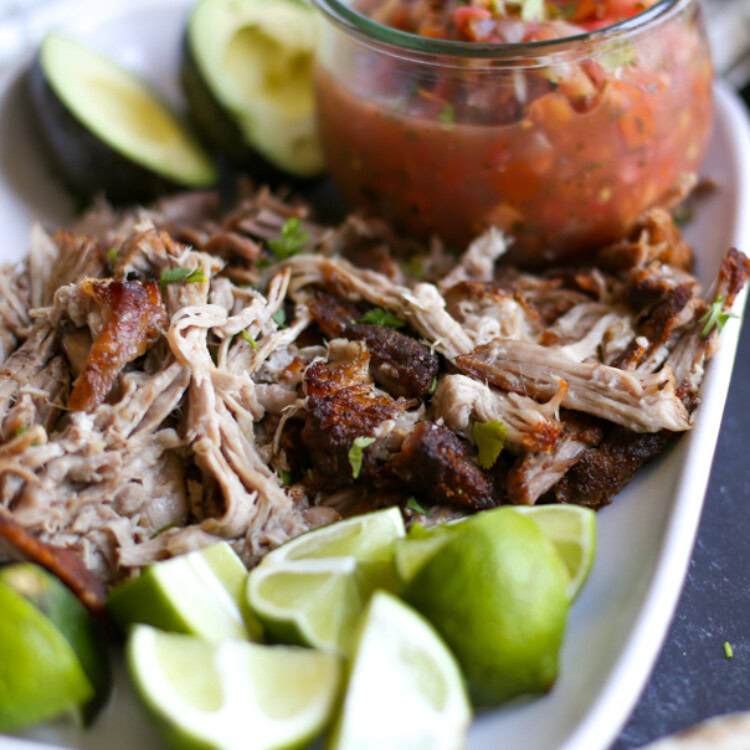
xmin=314 ymin=0 xmax=713 ymax=260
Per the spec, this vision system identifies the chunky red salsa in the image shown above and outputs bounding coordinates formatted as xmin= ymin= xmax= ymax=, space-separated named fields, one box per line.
xmin=314 ymin=0 xmax=713 ymax=260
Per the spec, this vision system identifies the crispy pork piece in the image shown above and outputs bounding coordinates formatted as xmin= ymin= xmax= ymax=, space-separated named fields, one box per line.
xmin=285 ymin=254 xmax=475 ymax=358
xmin=302 ymin=340 xmax=416 ymax=487
xmin=307 ymin=290 xmax=439 ymax=399
xmin=387 ymin=421 xmax=498 ymax=512
xmin=0 ymin=511 xmax=107 ymax=614
xmin=553 ymin=427 xmax=675 ymax=509
xmin=668 ymin=247 xmax=750 ymax=409
xmin=506 ymin=413 xmax=604 ymax=505
xmin=612 ymin=283 xmax=700 ymax=370
xmin=456 ymin=339 xmax=691 ymax=433
xmin=596 ymin=208 xmax=693 ymax=272
xmin=67 ymin=279 xmax=168 ymax=413
xmin=431 ymin=374 xmax=562 ymax=452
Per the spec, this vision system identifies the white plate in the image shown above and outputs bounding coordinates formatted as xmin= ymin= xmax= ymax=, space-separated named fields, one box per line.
xmin=0 ymin=3 xmax=749 ymax=749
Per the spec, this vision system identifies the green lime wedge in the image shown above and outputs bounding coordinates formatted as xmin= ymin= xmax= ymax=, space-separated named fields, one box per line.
xmin=0 ymin=563 xmax=109 ymax=726
xmin=0 ymin=577 xmax=94 ymax=731
xmin=246 ymin=507 xmax=405 ymax=655
xmin=127 ymin=625 xmax=342 ymax=750
xmin=329 ymin=590 xmax=471 ymax=750
xmin=394 ymin=523 xmax=459 ymax=583
xmin=264 ymin=506 xmax=405 ymax=568
xmin=108 ymin=542 xmax=261 ymax=641
xmin=512 ymin=505 xmax=597 ymax=600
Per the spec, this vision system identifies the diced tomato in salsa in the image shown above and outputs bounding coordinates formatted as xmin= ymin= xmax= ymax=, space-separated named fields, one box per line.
xmin=315 ymin=0 xmax=712 ymax=259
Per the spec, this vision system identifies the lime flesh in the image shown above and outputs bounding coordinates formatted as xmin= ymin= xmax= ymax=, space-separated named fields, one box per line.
xmin=128 ymin=625 xmax=342 ymax=750
xmin=246 ymin=507 xmax=405 ymax=654
xmin=329 ymin=590 xmax=471 ymax=750
xmin=108 ymin=542 xmax=261 ymax=641
xmin=512 ymin=505 xmax=597 ymax=600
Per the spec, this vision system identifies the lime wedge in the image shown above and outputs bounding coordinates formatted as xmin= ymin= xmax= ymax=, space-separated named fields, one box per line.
xmin=127 ymin=625 xmax=342 ymax=750
xmin=0 ymin=578 xmax=93 ymax=731
xmin=512 ymin=505 xmax=597 ymax=600
xmin=264 ymin=506 xmax=405 ymax=567
xmin=246 ymin=507 xmax=405 ymax=654
xmin=109 ymin=542 xmax=261 ymax=641
xmin=394 ymin=524 xmax=458 ymax=583
xmin=329 ymin=591 xmax=471 ymax=750
xmin=0 ymin=563 xmax=109 ymax=724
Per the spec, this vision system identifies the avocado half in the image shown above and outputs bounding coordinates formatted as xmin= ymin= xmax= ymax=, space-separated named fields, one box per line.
xmin=29 ymin=34 xmax=218 ymax=203
xmin=182 ymin=0 xmax=326 ymax=182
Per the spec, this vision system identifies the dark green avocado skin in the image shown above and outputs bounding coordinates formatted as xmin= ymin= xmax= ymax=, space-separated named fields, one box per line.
xmin=181 ymin=35 xmax=320 ymax=187
xmin=27 ymin=53 xmax=207 ymax=204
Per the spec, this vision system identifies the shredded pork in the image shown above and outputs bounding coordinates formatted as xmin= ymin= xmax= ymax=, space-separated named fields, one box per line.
xmin=0 ymin=184 xmax=745 ymax=593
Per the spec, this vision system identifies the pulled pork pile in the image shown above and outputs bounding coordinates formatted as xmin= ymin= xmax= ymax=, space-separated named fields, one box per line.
xmin=0 ymin=183 xmax=747 ymax=593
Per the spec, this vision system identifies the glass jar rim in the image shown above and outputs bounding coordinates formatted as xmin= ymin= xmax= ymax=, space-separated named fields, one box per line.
xmin=311 ymin=0 xmax=689 ymax=58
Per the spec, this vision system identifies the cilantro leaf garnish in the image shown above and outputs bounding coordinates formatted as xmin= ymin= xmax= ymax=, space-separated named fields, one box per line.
xmin=400 ymin=256 xmax=424 ymax=280
xmin=14 ymin=426 xmax=28 ymax=437
xmin=472 ymin=420 xmax=506 ymax=470
xmin=278 ymin=468 xmax=292 ymax=486
xmin=406 ymin=496 xmax=432 ymax=515
xmin=428 ymin=377 xmax=438 ymax=396
xmin=348 ymin=436 xmax=376 ymax=479
xmin=151 ymin=522 xmax=178 ymax=539
xmin=268 ymin=217 xmax=309 ymax=260
xmin=107 ymin=248 xmax=118 ymax=266
xmin=358 ymin=308 xmax=407 ymax=329
xmin=160 ymin=267 xmax=207 ymax=288
xmin=725 ymin=641 xmax=734 ymax=659
xmin=439 ymin=103 xmax=455 ymax=129
xmin=699 ymin=295 xmax=738 ymax=338
xmin=272 ymin=308 xmax=286 ymax=328
xmin=240 ymin=330 xmax=258 ymax=349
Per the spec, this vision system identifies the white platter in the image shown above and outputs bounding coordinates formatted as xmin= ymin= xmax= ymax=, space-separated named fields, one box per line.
xmin=0 ymin=2 xmax=749 ymax=749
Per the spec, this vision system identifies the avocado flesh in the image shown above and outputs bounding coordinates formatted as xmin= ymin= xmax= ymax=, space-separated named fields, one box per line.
xmin=34 ymin=34 xmax=217 ymax=198
xmin=187 ymin=0 xmax=325 ymax=178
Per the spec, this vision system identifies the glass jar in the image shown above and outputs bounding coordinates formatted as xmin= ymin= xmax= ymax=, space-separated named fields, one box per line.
xmin=311 ymin=0 xmax=713 ymax=263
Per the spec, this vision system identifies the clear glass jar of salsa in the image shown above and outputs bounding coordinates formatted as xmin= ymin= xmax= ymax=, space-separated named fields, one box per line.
xmin=311 ymin=0 xmax=713 ymax=262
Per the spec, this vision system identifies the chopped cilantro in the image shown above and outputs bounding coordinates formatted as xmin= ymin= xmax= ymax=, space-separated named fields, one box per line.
xmin=428 ymin=377 xmax=438 ymax=396
xmin=160 ymin=267 xmax=207 ymax=288
xmin=268 ymin=217 xmax=309 ymax=260
xmin=107 ymin=248 xmax=118 ymax=266
xmin=272 ymin=308 xmax=286 ymax=328
xmin=151 ymin=522 xmax=178 ymax=539
xmin=278 ymin=468 xmax=292 ymax=486
xmin=439 ymin=103 xmax=455 ymax=129
xmin=472 ymin=420 xmax=506 ymax=470
xmin=14 ymin=426 xmax=28 ymax=437
xmin=359 ymin=308 xmax=406 ymax=329
xmin=348 ymin=436 xmax=376 ymax=479
xmin=400 ymin=255 xmax=424 ymax=280
xmin=240 ymin=330 xmax=258 ymax=349
xmin=672 ymin=204 xmax=694 ymax=227
xmin=699 ymin=295 xmax=738 ymax=338
xmin=406 ymin=496 xmax=432 ymax=515
xmin=725 ymin=641 xmax=734 ymax=659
